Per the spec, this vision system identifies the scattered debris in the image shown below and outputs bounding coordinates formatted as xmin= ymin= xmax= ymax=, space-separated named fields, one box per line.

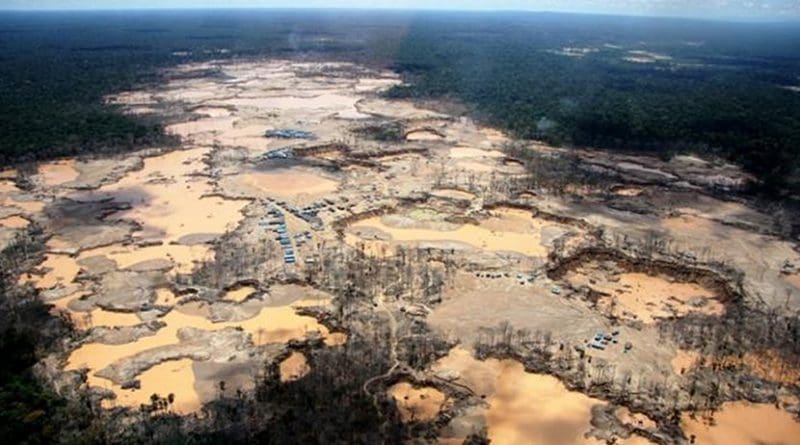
xmin=264 ymin=129 xmax=315 ymax=139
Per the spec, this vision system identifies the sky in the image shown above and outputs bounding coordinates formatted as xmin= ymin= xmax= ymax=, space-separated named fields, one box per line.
xmin=1 ymin=0 xmax=799 ymax=20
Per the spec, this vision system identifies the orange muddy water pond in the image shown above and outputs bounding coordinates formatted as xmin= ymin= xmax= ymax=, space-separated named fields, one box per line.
xmin=323 ymin=332 xmax=348 ymax=346
xmin=279 ymin=352 xmax=310 ymax=382
xmin=681 ymin=402 xmax=800 ymax=445
xmin=105 ymin=358 xmax=200 ymax=414
xmin=566 ymin=268 xmax=723 ymax=324
xmin=672 ymin=348 xmax=800 ymax=384
xmin=613 ymin=187 xmax=643 ymax=197
xmin=434 ymin=348 xmax=610 ymax=445
xmin=784 ymin=273 xmax=800 ymax=290
xmin=388 ymin=382 xmax=449 ymax=422
xmin=80 ymin=243 xmax=212 ymax=274
xmin=19 ymin=254 xmax=80 ymax=290
xmin=225 ymin=286 xmax=257 ymax=302
xmin=66 ymin=297 xmax=332 ymax=413
xmin=671 ymin=349 xmax=700 ymax=375
xmin=78 ymin=308 xmax=144 ymax=330
xmin=67 ymin=301 xmax=330 ymax=378
xmin=10 ymin=200 xmax=45 ymax=214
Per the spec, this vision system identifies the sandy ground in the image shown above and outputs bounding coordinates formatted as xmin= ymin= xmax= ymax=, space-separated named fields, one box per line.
xmin=0 ymin=178 xmax=45 ymax=216
xmin=430 ymin=188 xmax=476 ymax=201
xmin=671 ymin=349 xmax=700 ymax=375
xmin=348 ymin=207 xmax=574 ymax=258
xmin=785 ymin=273 xmax=800 ymax=289
xmin=38 ymin=160 xmax=79 ymax=187
xmin=449 ymin=147 xmax=505 ymax=159
xmin=239 ymin=168 xmax=339 ymax=200
xmin=0 ymin=215 xmax=30 ymax=229
xmin=406 ymin=129 xmax=445 ymax=141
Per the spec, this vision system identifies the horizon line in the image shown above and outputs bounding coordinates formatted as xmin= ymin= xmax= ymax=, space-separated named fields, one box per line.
xmin=0 ymin=7 xmax=797 ymax=24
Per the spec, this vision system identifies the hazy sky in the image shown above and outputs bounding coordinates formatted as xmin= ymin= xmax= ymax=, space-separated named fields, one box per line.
xmin=2 ymin=0 xmax=799 ymax=20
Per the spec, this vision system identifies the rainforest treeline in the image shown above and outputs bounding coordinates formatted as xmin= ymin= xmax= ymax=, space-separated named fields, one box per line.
xmin=1 ymin=10 xmax=799 ymax=192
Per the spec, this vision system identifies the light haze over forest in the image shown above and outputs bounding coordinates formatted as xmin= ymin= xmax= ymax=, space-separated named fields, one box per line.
xmin=2 ymin=0 xmax=799 ymax=20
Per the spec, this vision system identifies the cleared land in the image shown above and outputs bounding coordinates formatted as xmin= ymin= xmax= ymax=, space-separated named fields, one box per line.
xmin=1 ymin=58 xmax=798 ymax=443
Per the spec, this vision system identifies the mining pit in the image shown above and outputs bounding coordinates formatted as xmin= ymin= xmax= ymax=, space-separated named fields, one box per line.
xmin=2 ymin=58 xmax=799 ymax=444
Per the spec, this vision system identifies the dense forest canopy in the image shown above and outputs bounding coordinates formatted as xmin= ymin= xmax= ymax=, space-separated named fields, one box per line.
xmin=1 ymin=10 xmax=799 ymax=191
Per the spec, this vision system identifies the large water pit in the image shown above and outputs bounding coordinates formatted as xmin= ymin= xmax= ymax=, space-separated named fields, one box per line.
xmin=553 ymin=250 xmax=731 ymax=325
xmin=19 ymin=251 xmax=81 ymax=290
xmin=433 ymin=347 xmax=655 ymax=445
xmin=672 ymin=347 xmax=800 ymax=385
xmin=681 ymin=401 xmax=800 ymax=445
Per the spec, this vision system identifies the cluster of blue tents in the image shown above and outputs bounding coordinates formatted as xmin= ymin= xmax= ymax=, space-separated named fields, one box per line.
xmin=263 ymin=206 xmax=295 ymax=265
